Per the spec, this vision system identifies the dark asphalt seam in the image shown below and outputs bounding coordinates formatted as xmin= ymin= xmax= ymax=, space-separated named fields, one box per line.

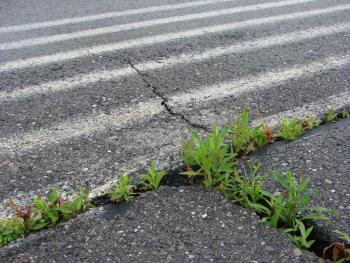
xmin=124 ymin=58 xmax=210 ymax=132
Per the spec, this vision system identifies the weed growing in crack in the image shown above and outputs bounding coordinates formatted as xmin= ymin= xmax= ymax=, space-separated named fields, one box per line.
xmin=326 ymin=108 xmax=338 ymax=122
xmin=108 ymin=174 xmax=135 ymax=202
xmin=277 ymin=117 xmax=305 ymax=140
xmin=222 ymin=164 xmax=267 ymax=213
xmin=301 ymin=116 xmax=321 ymax=130
xmin=139 ymin=162 xmax=166 ymax=191
xmin=182 ymin=126 xmax=236 ymax=188
xmin=0 ymin=188 xmax=91 ymax=247
xmin=261 ymin=171 xmax=332 ymax=228
xmin=181 ymin=114 xmax=332 ymax=250
xmin=25 ymin=188 xmax=91 ymax=230
xmin=284 ymin=219 xmax=315 ymax=249
xmin=326 ymin=108 xmax=349 ymax=123
xmin=338 ymin=111 xmax=349 ymax=120
xmin=231 ymin=107 xmax=270 ymax=154
xmin=0 ymin=218 xmax=25 ymax=246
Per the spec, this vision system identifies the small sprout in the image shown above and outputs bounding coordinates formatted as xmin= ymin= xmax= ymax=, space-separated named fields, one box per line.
xmin=108 ymin=174 xmax=135 ymax=202
xmin=277 ymin=117 xmax=305 ymax=140
xmin=139 ymin=162 xmax=166 ymax=191
xmin=326 ymin=108 xmax=338 ymax=122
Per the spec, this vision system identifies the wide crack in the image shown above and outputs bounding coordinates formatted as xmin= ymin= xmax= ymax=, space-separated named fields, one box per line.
xmin=124 ymin=59 xmax=209 ymax=132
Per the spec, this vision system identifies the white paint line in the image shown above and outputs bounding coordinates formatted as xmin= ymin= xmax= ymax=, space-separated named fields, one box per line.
xmin=1 ymin=53 xmax=349 ymax=153
xmin=251 ymin=92 xmax=350 ymax=127
xmin=0 ymin=0 xmax=316 ymax=50
xmin=169 ymin=55 xmax=350 ymax=106
xmin=0 ymin=0 xmax=239 ymax=34
xmin=0 ymin=3 xmax=346 ymax=72
xmin=1 ymin=90 xmax=349 ymax=207
xmin=0 ymin=98 xmax=165 ymax=152
xmin=1 ymin=21 xmax=350 ymax=103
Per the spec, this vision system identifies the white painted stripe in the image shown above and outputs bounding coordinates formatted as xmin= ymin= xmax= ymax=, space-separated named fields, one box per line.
xmin=1 ymin=53 xmax=349 ymax=153
xmin=0 ymin=3 xmax=347 ymax=72
xmin=0 ymin=0 xmax=242 ymax=34
xmin=0 ymin=0 xmax=316 ymax=50
xmin=169 ymin=55 xmax=350 ymax=106
xmin=1 ymin=22 xmax=349 ymax=102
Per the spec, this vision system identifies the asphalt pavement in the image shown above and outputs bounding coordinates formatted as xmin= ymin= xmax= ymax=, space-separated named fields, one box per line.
xmin=0 ymin=0 xmax=350 ymax=261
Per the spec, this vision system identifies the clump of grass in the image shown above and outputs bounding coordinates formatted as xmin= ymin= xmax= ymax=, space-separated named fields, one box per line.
xmin=338 ymin=111 xmax=349 ymax=120
xmin=301 ymin=116 xmax=320 ymax=130
xmin=231 ymin=107 xmax=270 ymax=154
xmin=326 ymin=108 xmax=349 ymax=123
xmin=108 ymin=174 xmax=135 ymax=202
xmin=25 ymin=188 xmax=91 ymax=230
xmin=277 ymin=117 xmax=305 ymax=140
xmin=326 ymin=108 xmax=338 ymax=122
xmin=261 ymin=171 xmax=333 ymax=228
xmin=182 ymin=126 xmax=236 ymax=188
xmin=139 ymin=162 xmax=166 ymax=191
xmin=0 ymin=218 xmax=25 ymax=246
xmin=0 ymin=188 xmax=91 ymax=247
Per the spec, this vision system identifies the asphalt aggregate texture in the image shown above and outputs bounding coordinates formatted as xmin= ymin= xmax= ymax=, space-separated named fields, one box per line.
xmin=0 ymin=186 xmax=319 ymax=262
xmin=0 ymin=0 xmax=350 ymax=260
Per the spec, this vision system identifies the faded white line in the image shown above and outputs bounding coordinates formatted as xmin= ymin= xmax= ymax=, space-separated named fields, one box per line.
xmin=169 ymin=55 xmax=350 ymax=106
xmin=1 ymin=90 xmax=349 ymax=208
xmin=1 ymin=22 xmax=350 ymax=102
xmin=1 ymin=3 xmax=346 ymax=72
xmin=1 ymin=53 xmax=349 ymax=153
xmin=0 ymin=0 xmax=316 ymax=50
xmin=0 ymin=0 xmax=239 ymax=34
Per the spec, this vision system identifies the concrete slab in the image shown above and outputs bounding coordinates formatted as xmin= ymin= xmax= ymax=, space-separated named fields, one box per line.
xmin=242 ymin=118 xmax=350 ymax=244
xmin=0 ymin=186 xmax=318 ymax=262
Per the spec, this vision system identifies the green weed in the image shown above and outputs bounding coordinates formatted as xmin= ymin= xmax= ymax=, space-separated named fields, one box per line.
xmin=335 ymin=230 xmax=350 ymax=242
xmin=0 ymin=218 xmax=25 ymax=246
xmin=0 ymin=188 xmax=91 ymax=246
xmin=277 ymin=118 xmax=305 ymax=140
xmin=261 ymin=171 xmax=328 ymax=228
xmin=26 ymin=188 xmax=91 ymax=231
xmin=284 ymin=219 xmax=315 ymax=249
xmin=222 ymin=164 xmax=267 ymax=213
xmin=139 ymin=162 xmax=166 ymax=191
xmin=231 ymin=107 xmax=268 ymax=154
xmin=338 ymin=111 xmax=349 ymax=120
xmin=326 ymin=108 xmax=338 ymax=122
xmin=182 ymin=126 xmax=236 ymax=188
xmin=301 ymin=116 xmax=321 ymax=130
xmin=108 ymin=174 xmax=135 ymax=202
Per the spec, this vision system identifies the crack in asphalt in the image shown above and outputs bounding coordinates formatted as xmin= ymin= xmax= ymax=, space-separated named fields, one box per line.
xmin=124 ymin=59 xmax=209 ymax=132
